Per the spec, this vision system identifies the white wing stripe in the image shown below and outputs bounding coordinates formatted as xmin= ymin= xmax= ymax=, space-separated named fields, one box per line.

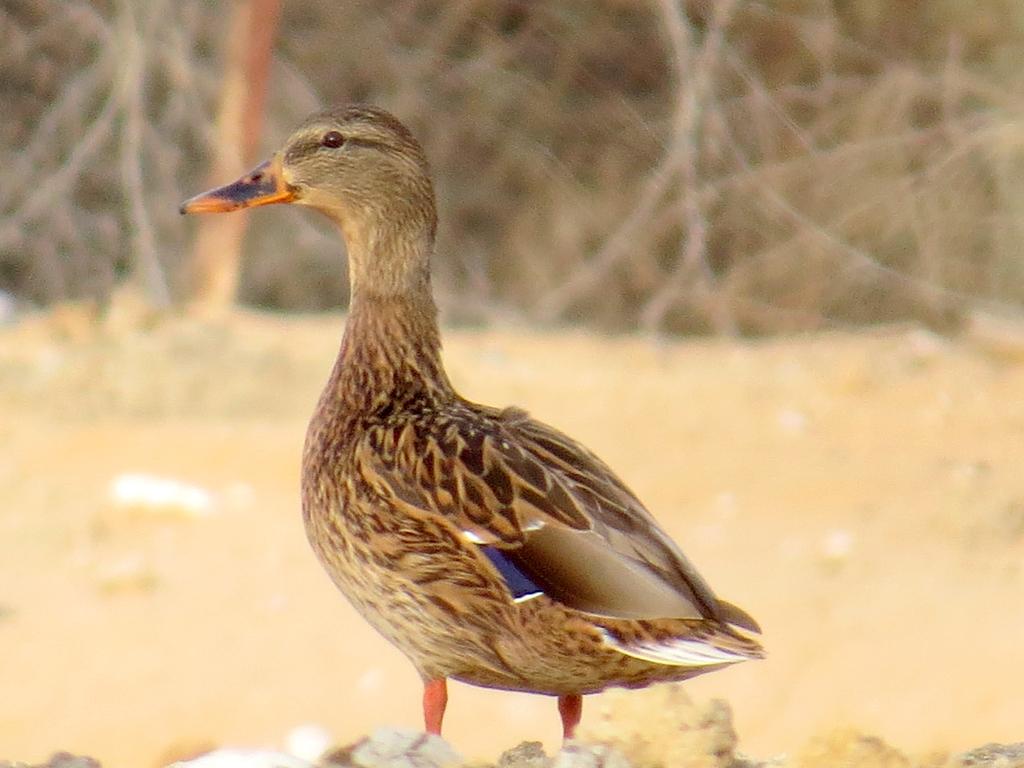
xmin=512 ymin=592 xmax=544 ymax=604
xmin=600 ymin=629 xmax=749 ymax=667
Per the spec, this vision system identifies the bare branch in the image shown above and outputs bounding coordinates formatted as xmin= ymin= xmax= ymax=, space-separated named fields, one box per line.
xmin=116 ymin=0 xmax=170 ymax=306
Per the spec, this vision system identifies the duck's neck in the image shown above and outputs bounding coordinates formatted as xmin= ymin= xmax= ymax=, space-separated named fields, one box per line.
xmin=327 ymin=240 xmax=454 ymax=417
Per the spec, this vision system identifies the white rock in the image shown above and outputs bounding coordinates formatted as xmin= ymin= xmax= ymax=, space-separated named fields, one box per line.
xmin=168 ymin=748 xmax=314 ymax=768
xmin=286 ymin=724 xmax=333 ymax=763
xmin=110 ymin=472 xmax=215 ymax=518
xmin=554 ymin=741 xmax=632 ymax=768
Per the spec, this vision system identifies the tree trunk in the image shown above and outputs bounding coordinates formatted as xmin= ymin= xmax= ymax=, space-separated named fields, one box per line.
xmin=187 ymin=0 xmax=281 ymax=314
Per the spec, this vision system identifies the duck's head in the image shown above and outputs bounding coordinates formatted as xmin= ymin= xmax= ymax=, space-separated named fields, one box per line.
xmin=182 ymin=105 xmax=437 ymax=294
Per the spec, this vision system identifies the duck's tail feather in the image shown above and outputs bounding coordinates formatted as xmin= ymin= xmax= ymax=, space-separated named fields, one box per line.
xmin=598 ymin=620 xmax=764 ymax=668
xmin=717 ymin=598 xmax=762 ymax=634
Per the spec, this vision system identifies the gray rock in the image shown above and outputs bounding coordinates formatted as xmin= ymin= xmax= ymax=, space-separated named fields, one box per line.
xmin=0 ymin=755 xmax=101 ymax=768
xmin=954 ymin=743 xmax=1024 ymax=768
xmin=495 ymin=742 xmax=549 ymax=768
xmin=321 ymin=728 xmax=463 ymax=768
xmin=552 ymin=742 xmax=631 ymax=768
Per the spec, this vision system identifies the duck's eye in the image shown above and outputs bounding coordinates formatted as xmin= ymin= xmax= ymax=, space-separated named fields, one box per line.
xmin=321 ymin=131 xmax=346 ymax=149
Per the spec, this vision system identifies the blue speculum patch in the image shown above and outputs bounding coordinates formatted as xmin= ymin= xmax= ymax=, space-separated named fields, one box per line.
xmin=481 ymin=546 xmax=544 ymax=601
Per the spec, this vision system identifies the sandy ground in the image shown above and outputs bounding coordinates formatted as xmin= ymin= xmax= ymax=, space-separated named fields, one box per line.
xmin=0 ymin=309 xmax=1022 ymax=767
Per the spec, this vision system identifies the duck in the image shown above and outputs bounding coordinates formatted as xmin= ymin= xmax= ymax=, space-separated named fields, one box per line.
xmin=181 ymin=104 xmax=763 ymax=741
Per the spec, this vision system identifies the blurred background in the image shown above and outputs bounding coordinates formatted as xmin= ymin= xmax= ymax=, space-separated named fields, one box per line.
xmin=5 ymin=0 xmax=1024 ymax=330
xmin=1 ymin=1 xmax=1023 ymax=767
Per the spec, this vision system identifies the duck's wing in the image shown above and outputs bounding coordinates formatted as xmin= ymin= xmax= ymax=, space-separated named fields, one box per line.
xmin=355 ymin=403 xmax=759 ymax=632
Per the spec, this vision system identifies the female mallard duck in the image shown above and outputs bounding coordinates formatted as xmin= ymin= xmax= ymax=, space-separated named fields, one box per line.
xmin=181 ymin=105 xmax=763 ymax=740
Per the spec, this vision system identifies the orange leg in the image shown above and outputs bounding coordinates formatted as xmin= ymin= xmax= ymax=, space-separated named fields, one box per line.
xmin=423 ymin=678 xmax=448 ymax=735
xmin=557 ymin=694 xmax=583 ymax=740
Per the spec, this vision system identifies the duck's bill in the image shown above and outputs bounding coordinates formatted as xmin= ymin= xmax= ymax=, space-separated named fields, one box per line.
xmin=179 ymin=157 xmax=296 ymax=214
